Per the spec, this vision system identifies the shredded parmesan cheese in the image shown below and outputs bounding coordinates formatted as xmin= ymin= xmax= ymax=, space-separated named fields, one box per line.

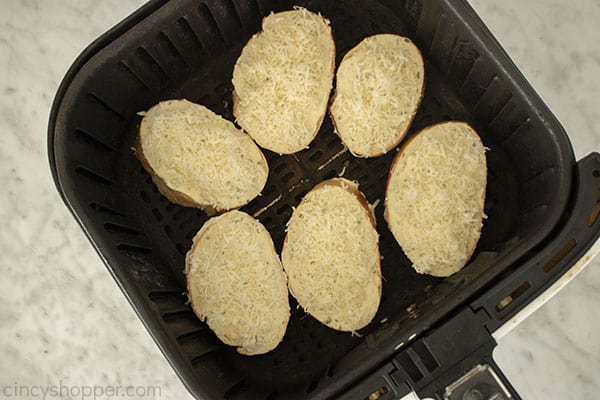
xmin=186 ymin=211 xmax=289 ymax=355
xmin=140 ymin=100 xmax=268 ymax=210
xmin=282 ymin=179 xmax=381 ymax=331
xmin=232 ymin=9 xmax=335 ymax=154
xmin=385 ymin=122 xmax=487 ymax=277
xmin=331 ymin=34 xmax=424 ymax=157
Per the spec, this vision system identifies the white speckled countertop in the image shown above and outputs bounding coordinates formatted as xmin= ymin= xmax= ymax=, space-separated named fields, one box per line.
xmin=0 ymin=1 xmax=598 ymax=399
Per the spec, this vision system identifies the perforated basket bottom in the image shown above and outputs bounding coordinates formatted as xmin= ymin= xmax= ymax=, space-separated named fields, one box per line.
xmin=111 ymin=0 xmax=519 ymax=393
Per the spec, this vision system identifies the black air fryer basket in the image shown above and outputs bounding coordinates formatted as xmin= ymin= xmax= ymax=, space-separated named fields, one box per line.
xmin=48 ymin=0 xmax=600 ymax=399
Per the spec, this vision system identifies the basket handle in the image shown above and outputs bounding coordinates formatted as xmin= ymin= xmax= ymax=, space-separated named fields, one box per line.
xmin=338 ymin=308 xmax=522 ymax=400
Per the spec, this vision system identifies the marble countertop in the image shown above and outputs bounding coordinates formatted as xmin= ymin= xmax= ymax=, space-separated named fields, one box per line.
xmin=0 ymin=0 xmax=598 ymax=399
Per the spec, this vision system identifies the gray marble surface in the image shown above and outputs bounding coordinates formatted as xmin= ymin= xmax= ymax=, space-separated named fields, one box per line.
xmin=0 ymin=1 xmax=598 ymax=399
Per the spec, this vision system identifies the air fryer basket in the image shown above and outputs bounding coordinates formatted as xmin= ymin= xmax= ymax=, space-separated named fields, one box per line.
xmin=48 ymin=0 xmax=600 ymax=399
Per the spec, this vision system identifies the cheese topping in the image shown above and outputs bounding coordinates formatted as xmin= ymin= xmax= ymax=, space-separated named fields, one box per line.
xmin=331 ymin=34 xmax=424 ymax=157
xmin=385 ymin=122 xmax=487 ymax=277
xmin=282 ymin=179 xmax=381 ymax=331
xmin=186 ymin=211 xmax=289 ymax=355
xmin=233 ymin=8 xmax=335 ymax=154
xmin=140 ymin=100 xmax=267 ymax=210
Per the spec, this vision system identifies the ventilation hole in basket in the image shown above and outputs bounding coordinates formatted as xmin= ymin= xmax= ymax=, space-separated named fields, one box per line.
xmin=265 ymin=151 xmax=280 ymax=163
xmin=430 ymin=96 xmax=442 ymax=109
xmin=148 ymin=289 xmax=181 ymax=302
xmin=164 ymin=225 xmax=175 ymax=240
xmin=117 ymin=61 xmax=152 ymax=92
xmin=162 ymin=307 xmax=194 ymax=321
xmin=316 ymin=341 xmax=326 ymax=350
xmin=417 ymin=114 xmax=433 ymax=126
xmin=298 ymin=353 xmax=307 ymax=363
xmin=276 ymin=205 xmax=290 ymax=216
xmin=309 ymin=150 xmax=323 ymax=162
xmin=264 ymin=390 xmax=279 ymax=400
xmin=178 ymin=217 xmax=193 ymax=230
xmin=291 ymin=344 xmax=299 ymax=353
xmin=104 ymin=223 xmax=140 ymax=236
xmin=309 ymin=331 xmax=317 ymax=339
xmin=295 ymin=190 xmax=308 ymax=202
xmin=74 ymin=129 xmax=115 ymax=152
xmin=151 ymin=208 xmax=163 ymax=221
xmin=140 ymin=191 xmax=151 ymax=203
xmin=172 ymin=208 xmax=189 ymax=222
xmin=264 ymin=184 xmax=276 ymax=196
xmin=135 ymin=47 xmax=169 ymax=83
xmin=87 ymin=93 xmax=124 ymax=121
xmin=327 ymin=138 xmax=340 ymax=149
xmin=593 ymin=170 xmax=600 ymax=178
xmin=373 ymin=162 xmax=387 ymax=176
xmin=90 ymin=202 xmax=126 ymax=217
xmin=324 ymin=170 xmax=336 ymax=180
xmin=225 ymin=0 xmax=243 ymax=29
xmin=117 ymin=243 xmax=152 ymax=254
xmin=326 ymin=364 xmax=335 ymax=378
xmin=198 ymin=3 xmax=226 ymax=43
xmin=176 ymin=17 xmax=206 ymax=54
xmin=282 ymin=172 xmax=294 ymax=183
xmin=176 ymin=329 xmax=207 ymax=344
xmin=75 ymin=167 xmax=113 ymax=186
xmin=357 ymin=174 xmax=369 ymax=183
xmin=305 ymin=379 xmax=319 ymax=393
xmin=258 ymin=0 xmax=282 ymax=16
xmin=176 ymin=243 xmax=188 ymax=256
xmin=159 ymin=194 xmax=167 ymax=203
xmin=190 ymin=350 xmax=219 ymax=366
xmin=349 ymin=165 xmax=361 ymax=175
xmin=543 ymin=239 xmax=577 ymax=272
xmin=404 ymin=0 xmax=422 ymax=21
xmin=501 ymin=117 xmax=532 ymax=145
xmin=495 ymin=281 xmax=531 ymax=311
xmin=157 ymin=32 xmax=188 ymax=71
xmin=274 ymin=163 xmax=286 ymax=174
xmin=223 ymin=379 xmax=246 ymax=399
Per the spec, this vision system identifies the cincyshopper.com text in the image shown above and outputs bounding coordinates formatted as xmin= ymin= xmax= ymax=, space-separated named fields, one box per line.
xmin=1 ymin=381 xmax=162 ymax=399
